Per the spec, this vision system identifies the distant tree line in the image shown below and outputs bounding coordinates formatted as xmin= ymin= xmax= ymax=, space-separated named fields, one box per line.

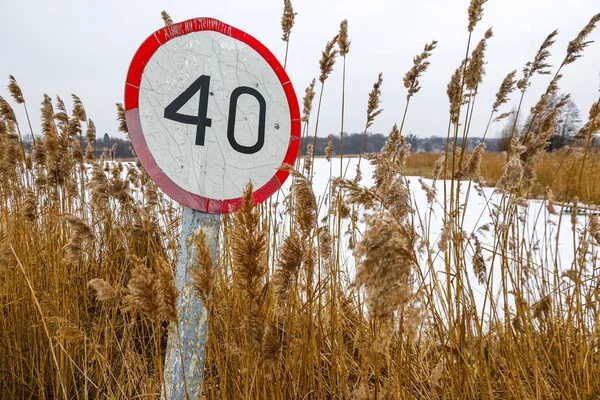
xmin=300 ymin=133 xmax=507 ymax=156
xmin=26 ymin=122 xmax=597 ymax=161
xmin=23 ymin=132 xmax=134 ymax=159
xmin=96 ymin=133 xmax=135 ymax=158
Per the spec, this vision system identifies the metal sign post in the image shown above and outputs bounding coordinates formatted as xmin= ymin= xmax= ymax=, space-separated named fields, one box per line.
xmin=163 ymin=208 xmax=220 ymax=399
xmin=124 ymin=17 xmax=300 ymax=399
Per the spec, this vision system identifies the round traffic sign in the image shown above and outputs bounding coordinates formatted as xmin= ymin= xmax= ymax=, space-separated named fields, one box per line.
xmin=124 ymin=18 xmax=301 ymax=213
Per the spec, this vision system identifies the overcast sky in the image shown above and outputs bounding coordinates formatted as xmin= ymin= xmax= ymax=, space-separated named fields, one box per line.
xmin=1 ymin=0 xmax=598 ymax=140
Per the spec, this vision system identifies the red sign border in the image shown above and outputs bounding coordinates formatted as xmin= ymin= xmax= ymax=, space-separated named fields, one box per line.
xmin=124 ymin=17 xmax=301 ymax=213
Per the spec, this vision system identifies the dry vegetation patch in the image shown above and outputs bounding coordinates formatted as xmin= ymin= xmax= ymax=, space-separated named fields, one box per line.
xmin=1 ymin=4 xmax=600 ymax=400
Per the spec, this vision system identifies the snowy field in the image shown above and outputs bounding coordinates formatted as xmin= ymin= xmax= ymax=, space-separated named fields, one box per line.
xmin=274 ymin=157 xmax=599 ymax=318
xmin=112 ymin=156 xmax=598 ymax=319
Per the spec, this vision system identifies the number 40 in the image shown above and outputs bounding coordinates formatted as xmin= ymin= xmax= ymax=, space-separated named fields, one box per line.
xmin=164 ymin=75 xmax=267 ymax=155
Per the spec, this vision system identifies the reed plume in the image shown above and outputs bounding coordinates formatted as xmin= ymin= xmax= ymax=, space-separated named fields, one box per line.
xmin=189 ymin=227 xmax=215 ymax=308
xmin=123 ymin=254 xmax=178 ymax=323
xmin=563 ymin=13 xmax=600 ymax=66
xmin=325 ymin=135 xmax=333 ymax=161
xmin=63 ymin=215 xmax=94 ymax=265
xmin=161 ymin=11 xmax=173 ymax=26
xmin=231 ymin=183 xmax=268 ymax=343
xmin=7 ymin=76 xmax=24 ymax=104
xmin=492 ymin=70 xmax=517 ymax=113
xmin=116 ymin=103 xmax=128 ymax=135
xmin=338 ymin=20 xmax=351 ymax=56
xmin=366 ymin=73 xmax=384 ymax=129
xmin=517 ymin=30 xmax=558 ymax=91
xmin=281 ymin=0 xmax=296 ymax=42
xmin=0 ymin=96 xmax=16 ymax=127
xmin=319 ymin=36 xmax=339 ymax=84
xmin=465 ymin=28 xmax=493 ymax=93
xmin=88 ymin=278 xmax=117 ymax=301
xmin=71 ymin=94 xmax=87 ymax=122
xmin=403 ymin=41 xmax=437 ymax=100
xmin=301 ymin=79 xmax=316 ymax=123
xmin=273 ymin=230 xmax=303 ymax=303
xmin=467 ymin=0 xmax=487 ymax=32
xmin=447 ymin=61 xmax=465 ymax=125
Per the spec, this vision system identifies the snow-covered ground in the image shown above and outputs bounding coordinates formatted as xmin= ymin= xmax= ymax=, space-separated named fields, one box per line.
xmin=272 ymin=157 xmax=599 ymax=319
xmin=112 ymin=156 xmax=598 ymax=319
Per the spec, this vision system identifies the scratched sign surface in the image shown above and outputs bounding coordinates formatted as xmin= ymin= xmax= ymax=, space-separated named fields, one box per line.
xmin=125 ymin=18 xmax=301 ymax=213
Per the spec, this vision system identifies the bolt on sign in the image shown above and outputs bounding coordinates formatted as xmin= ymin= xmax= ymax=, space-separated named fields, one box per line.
xmin=125 ymin=17 xmax=301 ymax=213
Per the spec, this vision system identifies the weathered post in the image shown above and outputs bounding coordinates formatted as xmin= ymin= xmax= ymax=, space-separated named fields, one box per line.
xmin=163 ymin=208 xmax=220 ymax=398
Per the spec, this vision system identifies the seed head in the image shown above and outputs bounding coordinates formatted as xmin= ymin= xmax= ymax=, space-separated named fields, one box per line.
xmin=355 ymin=215 xmax=415 ymax=322
xmin=84 ymin=141 xmax=95 ymax=163
xmin=63 ymin=215 xmax=94 ymax=265
xmin=189 ymin=227 xmax=215 ymax=307
xmin=517 ymin=30 xmax=558 ymax=91
xmin=116 ymin=103 xmax=128 ymax=135
xmin=281 ymin=0 xmax=296 ymax=42
xmin=492 ymin=70 xmax=517 ymax=113
xmin=419 ymin=178 xmax=436 ymax=203
xmin=123 ymin=254 xmax=178 ymax=323
xmin=231 ymin=183 xmax=268 ymax=342
xmin=496 ymin=155 xmax=523 ymax=193
xmin=464 ymin=142 xmax=485 ymax=183
xmin=72 ymin=94 xmax=86 ymax=122
xmin=325 ymin=135 xmax=333 ymax=161
xmin=22 ymin=190 xmax=37 ymax=221
xmin=338 ymin=20 xmax=351 ymax=56
xmin=261 ymin=322 xmax=283 ymax=362
xmin=403 ymin=40 xmax=437 ymax=100
xmin=88 ymin=278 xmax=117 ymax=301
xmin=465 ymin=28 xmax=493 ymax=93
xmin=7 ymin=75 xmax=24 ymax=104
xmin=273 ymin=231 xmax=303 ymax=302
xmin=467 ymin=0 xmax=487 ymax=32
xmin=432 ymin=152 xmax=446 ymax=180
xmin=54 ymin=96 xmax=69 ymax=134
xmin=85 ymin=119 xmax=96 ymax=143
xmin=447 ymin=61 xmax=465 ymax=125
xmin=319 ymin=35 xmax=339 ymax=84
xmin=301 ymin=79 xmax=316 ymax=123
xmin=41 ymin=94 xmax=59 ymax=164
xmin=471 ymin=233 xmax=486 ymax=285
xmin=72 ymin=139 xmax=83 ymax=164
xmin=563 ymin=13 xmax=600 ymax=66
xmin=366 ymin=73 xmax=383 ymax=129
xmin=155 ymin=259 xmax=178 ymax=323
xmin=231 ymin=182 xmax=267 ymax=300
xmin=0 ymin=96 xmax=16 ymax=124
xmin=89 ymin=161 xmax=110 ymax=214
xmin=123 ymin=255 xmax=158 ymax=317
xmin=303 ymin=144 xmax=313 ymax=172
xmin=161 ymin=11 xmax=173 ymax=26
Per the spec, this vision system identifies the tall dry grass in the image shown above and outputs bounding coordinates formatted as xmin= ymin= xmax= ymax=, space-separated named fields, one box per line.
xmin=1 ymin=4 xmax=600 ymax=400
xmin=406 ymin=150 xmax=600 ymax=203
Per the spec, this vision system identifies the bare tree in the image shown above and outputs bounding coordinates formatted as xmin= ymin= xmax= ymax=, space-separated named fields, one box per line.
xmin=522 ymin=94 xmax=581 ymax=151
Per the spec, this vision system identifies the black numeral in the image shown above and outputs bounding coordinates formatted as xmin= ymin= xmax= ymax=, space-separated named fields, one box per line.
xmin=164 ymin=76 xmax=267 ymax=154
xmin=164 ymin=75 xmax=212 ymax=146
xmin=228 ymin=87 xmax=266 ymax=154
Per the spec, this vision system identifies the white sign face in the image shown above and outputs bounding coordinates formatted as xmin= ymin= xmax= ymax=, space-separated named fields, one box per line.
xmin=125 ymin=18 xmax=300 ymax=213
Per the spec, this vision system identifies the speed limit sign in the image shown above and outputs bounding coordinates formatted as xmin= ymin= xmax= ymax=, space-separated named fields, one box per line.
xmin=124 ymin=17 xmax=301 ymax=213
